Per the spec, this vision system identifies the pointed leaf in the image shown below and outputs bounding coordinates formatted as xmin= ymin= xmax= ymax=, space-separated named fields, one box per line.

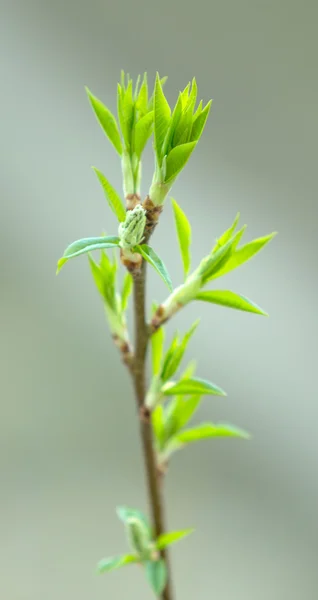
xmin=154 ymin=74 xmax=171 ymax=162
xmin=212 ymin=213 xmax=240 ymax=253
xmin=152 ymin=405 xmax=165 ymax=449
xmin=121 ymin=272 xmax=133 ymax=311
xmin=136 ymin=73 xmax=148 ymax=116
xmin=92 ymin=167 xmax=126 ymax=222
xmin=86 ymin=87 xmax=122 ymax=155
xmin=163 ymin=377 xmax=226 ymax=397
xmin=145 ymin=559 xmax=167 ymax=596
xmin=88 ymin=253 xmax=117 ymax=310
xmin=97 ymin=554 xmax=138 ymax=574
xmin=134 ymin=111 xmax=154 ymax=158
xmin=135 ymin=245 xmax=173 ymax=291
xmin=156 ymin=529 xmax=194 ymax=550
xmin=151 ymin=326 xmax=165 ymax=376
xmin=210 ymin=232 xmax=277 ymax=280
xmin=190 ymin=100 xmax=212 ymax=142
xmin=57 ymin=236 xmax=119 ymax=272
xmin=176 ymin=395 xmax=203 ymax=429
xmin=195 ymin=290 xmax=268 ymax=316
xmin=199 ymin=229 xmax=244 ymax=283
xmin=165 ymin=142 xmax=197 ymax=183
xmin=171 ymin=198 xmax=192 ymax=277
xmin=176 ymin=423 xmax=250 ymax=443
xmin=161 ymin=320 xmax=199 ymax=381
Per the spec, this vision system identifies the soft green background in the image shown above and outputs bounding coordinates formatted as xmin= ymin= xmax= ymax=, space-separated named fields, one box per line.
xmin=1 ymin=0 xmax=317 ymax=598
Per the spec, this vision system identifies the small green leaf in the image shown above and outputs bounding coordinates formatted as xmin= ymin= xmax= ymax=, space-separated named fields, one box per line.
xmin=163 ymin=377 xmax=226 ymax=397
xmin=165 ymin=142 xmax=197 ymax=183
xmin=195 ymin=290 xmax=268 ymax=316
xmin=88 ymin=253 xmax=117 ymax=310
xmin=152 ymin=405 xmax=165 ymax=449
xmin=161 ymin=320 xmax=199 ymax=381
xmin=86 ymin=87 xmax=123 ymax=155
xmin=176 ymin=395 xmax=202 ymax=429
xmin=154 ymin=73 xmax=171 ymax=163
xmin=136 ymin=73 xmax=148 ymax=116
xmin=190 ymin=100 xmax=212 ymax=142
xmin=156 ymin=528 xmax=194 ymax=550
xmin=151 ymin=326 xmax=165 ymax=376
xmin=180 ymin=360 xmax=197 ymax=379
xmin=92 ymin=167 xmax=126 ymax=222
xmin=171 ymin=198 xmax=192 ymax=278
xmin=211 ymin=232 xmax=277 ymax=280
xmin=121 ymin=272 xmax=133 ymax=311
xmin=118 ymin=80 xmax=134 ymax=150
xmin=135 ymin=245 xmax=173 ymax=291
xmin=199 ymin=229 xmax=243 ymax=283
xmin=176 ymin=423 xmax=250 ymax=443
xmin=212 ymin=213 xmax=240 ymax=252
xmin=134 ymin=111 xmax=154 ymax=158
xmin=97 ymin=554 xmax=138 ymax=574
xmin=57 ymin=236 xmax=119 ymax=272
xmin=145 ymin=559 xmax=167 ymax=596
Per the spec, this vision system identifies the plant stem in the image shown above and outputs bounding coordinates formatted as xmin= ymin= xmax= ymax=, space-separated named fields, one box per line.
xmin=132 ymin=262 xmax=174 ymax=600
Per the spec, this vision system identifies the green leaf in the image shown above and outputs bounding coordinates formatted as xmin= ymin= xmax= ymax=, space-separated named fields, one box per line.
xmin=210 ymin=232 xmax=277 ymax=280
xmin=121 ymin=272 xmax=133 ymax=311
xmin=162 ymin=93 xmax=183 ymax=156
xmin=116 ymin=506 xmax=149 ymax=527
xmin=135 ymin=245 xmax=173 ymax=291
xmin=190 ymin=100 xmax=212 ymax=142
xmin=176 ymin=423 xmax=250 ymax=443
xmin=199 ymin=229 xmax=243 ymax=283
xmin=171 ymin=198 xmax=192 ymax=278
xmin=57 ymin=236 xmax=119 ymax=272
xmin=145 ymin=559 xmax=167 ymax=596
xmin=92 ymin=167 xmax=126 ymax=222
xmin=154 ymin=73 xmax=171 ymax=163
xmin=136 ymin=73 xmax=148 ymax=116
xmin=156 ymin=528 xmax=194 ymax=550
xmin=176 ymin=394 xmax=203 ymax=429
xmin=165 ymin=142 xmax=197 ymax=183
xmin=134 ymin=111 xmax=154 ymax=158
xmin=161 ymin=320 xmax=199 ymax=381
xmin=180 ymin=360 xmax=197 ymax=379
xmin=163 ymin=377 xmax=226 ymax=397
xmin=195 ymin=290 xmax=268 ymax=316
xmin=212 ymin=213 xmax=240 ymax=253
xmin=97 ymin=554 xmax=138 ymax=574
xmin=88 ymin=253 xmax=117 ymax=310
xmin=151 ymin=326 xmax=165 ymax=376
xmin=86 ymin=87 xmax=122 ymax=155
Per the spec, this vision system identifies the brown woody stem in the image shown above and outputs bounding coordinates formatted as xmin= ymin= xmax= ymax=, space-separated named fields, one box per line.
xmin=132 ymin=261 xmax=174 ymax=600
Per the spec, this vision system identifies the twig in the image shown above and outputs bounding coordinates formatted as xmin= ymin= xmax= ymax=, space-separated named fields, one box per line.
xmin=131 ymin=260 xmax=174 ymax=600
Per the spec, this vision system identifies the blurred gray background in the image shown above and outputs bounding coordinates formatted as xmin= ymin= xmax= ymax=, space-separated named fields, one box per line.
xmin=1 ymin=0 xmax=317 ymax=598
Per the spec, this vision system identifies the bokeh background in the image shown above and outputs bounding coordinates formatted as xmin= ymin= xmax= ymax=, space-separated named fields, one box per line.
xmin=1 ymin=0 xmax=318 ymax=598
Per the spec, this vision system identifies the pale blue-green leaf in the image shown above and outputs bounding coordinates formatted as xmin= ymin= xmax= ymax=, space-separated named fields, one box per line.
xmin=116 ymin=506 xmax=151 ymax=532
xmin=156 ymin=529 xmax=194 ymax=550
xmin=176 ymin=423 xmax=250 ymax=443
xmin=212 ymin=213 xmax=240 ymax=252
xmin=135 ymin=245 xmax=173 ymax=291
xmin=210 ymin=232 xmax=277 ymax=280
xmin=163 ymin=377 xmax=226 ymax=397
xmin=121 ymin=272 xmax=133 ymax=311
xmin=151 ymin=326 xmax=165 ymax=376
xmin=86 ymin=87 xmax=122 ymax=155
xmin=171 ymin=198 xmax=192 ymax=277
xmin=154 ymin=73 xmax=171 ymax=163
xmin=145 ymin=559 xmax=167 ymax=596
xmin=190 ymin=100 xmax=212 ymax=142
xmin=92 ymin=167 xmax=126 ymax=222
xmin=97 ymin=554 xmax=138 ymax=574
xmin=195 ymin=290 xmax=268 ymax=316
xmin=134 ymin=111 xmax=154 ymax=158
xmin=57 ymin=236 xmax=119 ymax=273
xmin=165 ymin=142 xmax=197 ymax=183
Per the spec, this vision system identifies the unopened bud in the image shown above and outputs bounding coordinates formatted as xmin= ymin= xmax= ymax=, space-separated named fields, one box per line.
xmin=118 ymin=205 xmax=146 ymax=249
